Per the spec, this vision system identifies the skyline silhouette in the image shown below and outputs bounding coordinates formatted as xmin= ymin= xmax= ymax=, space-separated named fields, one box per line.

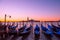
xmin=0 ymin=0 xmax=60 ymax=21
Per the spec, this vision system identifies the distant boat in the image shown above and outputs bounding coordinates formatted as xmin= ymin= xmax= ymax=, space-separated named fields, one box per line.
xmin=34 ymin=25 xmax=40 ymax=39
xmin=41 ymin=24 xmax=53 ymax=36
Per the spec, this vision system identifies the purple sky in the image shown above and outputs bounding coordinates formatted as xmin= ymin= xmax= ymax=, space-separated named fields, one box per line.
xmin=0 ymin=0 xmax=60 ymax=21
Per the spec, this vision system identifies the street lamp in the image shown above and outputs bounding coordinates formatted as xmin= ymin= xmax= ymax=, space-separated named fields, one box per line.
xmin=4 ymin=14 xmax=11 ymax=25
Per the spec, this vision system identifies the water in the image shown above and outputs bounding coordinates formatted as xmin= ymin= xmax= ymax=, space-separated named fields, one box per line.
xmin=1 ymin=21 xmax=60 ymax=40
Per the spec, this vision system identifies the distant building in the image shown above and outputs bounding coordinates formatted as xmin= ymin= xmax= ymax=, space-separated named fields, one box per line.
xmin=27 ymin=17 xmax=29 ymax=21
xmin=19 ymin=19 xmax=40 ymax=22
xmin=28 ymin=19 xmax=40 ymax=22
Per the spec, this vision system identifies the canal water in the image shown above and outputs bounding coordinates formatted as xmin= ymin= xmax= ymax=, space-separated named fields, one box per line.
xmin=1 ymin=21 xmax=60 ymax=40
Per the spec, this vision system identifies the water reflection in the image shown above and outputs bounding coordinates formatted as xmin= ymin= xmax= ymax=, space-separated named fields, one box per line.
xmin=43 ymin=33 xmax=52 ymax=40
xmin=0 ymin=21 xmax=60 ymax=40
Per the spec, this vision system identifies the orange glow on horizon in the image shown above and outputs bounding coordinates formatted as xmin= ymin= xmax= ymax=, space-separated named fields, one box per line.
xmin=0 ymin=17 xmax=60 ymax=22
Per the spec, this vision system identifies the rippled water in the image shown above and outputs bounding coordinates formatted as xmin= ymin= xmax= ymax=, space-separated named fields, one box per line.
xmin=1 ymin=21 xmax=60 ymax=40
xmin=2 ymin=21 xmax=60 ymax=28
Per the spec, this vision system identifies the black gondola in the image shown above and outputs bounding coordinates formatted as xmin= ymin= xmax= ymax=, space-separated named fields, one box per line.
xmin=51 ymin=24 xmax=60 ymax=37
xmin=22 ymin=25 xmax=32 ymax=40
xmin=21 ymin=25 xmax=32 ymax=36
xmin=0 ymin=24 xmax=7 ymax=38
xmin=48 ymin=24 xmax=53 ymax=32
xmin=58 ymin=24 xmax=60 ymax=27
xmin=34 ymin=24 xmax=40 ymax=39
xmin=41 ymin=24 xmax=53 ymax=37
xmin=18 ymin=24 xmax=26 ymax=32
xmin=18 ymin=24 xmax=26 ymax=36
xmin=8 ymin=23 xmax=18 ymax=36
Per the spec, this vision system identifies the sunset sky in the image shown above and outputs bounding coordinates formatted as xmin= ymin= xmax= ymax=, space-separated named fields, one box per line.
xmin=0 ymin=0 xmax=60 ymax=21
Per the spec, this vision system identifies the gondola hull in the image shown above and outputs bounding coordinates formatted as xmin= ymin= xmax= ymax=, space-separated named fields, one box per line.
xmin=34 ymin=31 xmax=40 ymax=38
xmin=53 ymin=31 xmax=60 ymax=38
xmin=51 ymin=24 xmax=60 ymax=37
xmin=18 ymin=25 xmax=32 ymax=36
xmin=21 ymin=26 xmax=32 ymax=36
xmin=34 ymin=25 xmax=40 ymax=39
xmin=18 ymin=25 xmax=26 ymax=36
xmin=42 ymin=30 xmax=52 ymax=37
xmin=41 ymin=25 xmax=53 ymax=37
xmin=8 ymin=30 xmax=17 ymax=36
xmin=21 ymin=30 xmax=31 ymax=36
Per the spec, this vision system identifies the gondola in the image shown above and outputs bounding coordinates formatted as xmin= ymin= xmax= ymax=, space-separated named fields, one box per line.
xmin=51 ymin=24 xmax=60 ymax=37
xmin=21 ymin=25 xmax=32 ymax=40
xmin=0 ymin=24 xmax=7 ymax=38
xmin=48 ymin=24 xmax=54 ymax=31
xmin=34 ymin=24 xmax=40 ymax=39
xmin=18 ymin=24 xmax=26 ymax=36
xmin=18 ymin=24 xmax=26 ymax=32
xmin=7 ymin=23 xmax=19 ymax=40
xmin=41 ymin=24 xmax=53 ymax=37
xmin=20 ymin=25 xmax=32 ymax=36
xmin=48 ymin=24 xmax=59 ymax=31
xmin=8 ymin=23 xmax=18 ymax=36
xmin=58 ymin=24 xmax=60 ymax=27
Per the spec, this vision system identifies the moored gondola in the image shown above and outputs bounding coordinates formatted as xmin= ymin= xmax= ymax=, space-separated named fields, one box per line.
xmin=58 ymin=24 xmax=60 ymax=27
xmin=0 ymin=24 xmax=7 ymax=38
xmin=41 ymin=24 xmax=53 ymax=37
xmin=18 ymin=24 xmax=26 ymax=32
xmin=8 ymin=23 xmax=18 ymax=37
xmin=20 ymin=24 xmax=32 ymax=36
xmin=21 ymin=25 xmax=32 ymax=40
xmin=48 ymin=24 xmax=54 ymax=32
xmin=18 ymin=24 xmax=26 ymax=36
xmin=34 ymin=24 xmax=40 ymax=39
xmin=51 ymin=24 xmax=60 ymax=37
